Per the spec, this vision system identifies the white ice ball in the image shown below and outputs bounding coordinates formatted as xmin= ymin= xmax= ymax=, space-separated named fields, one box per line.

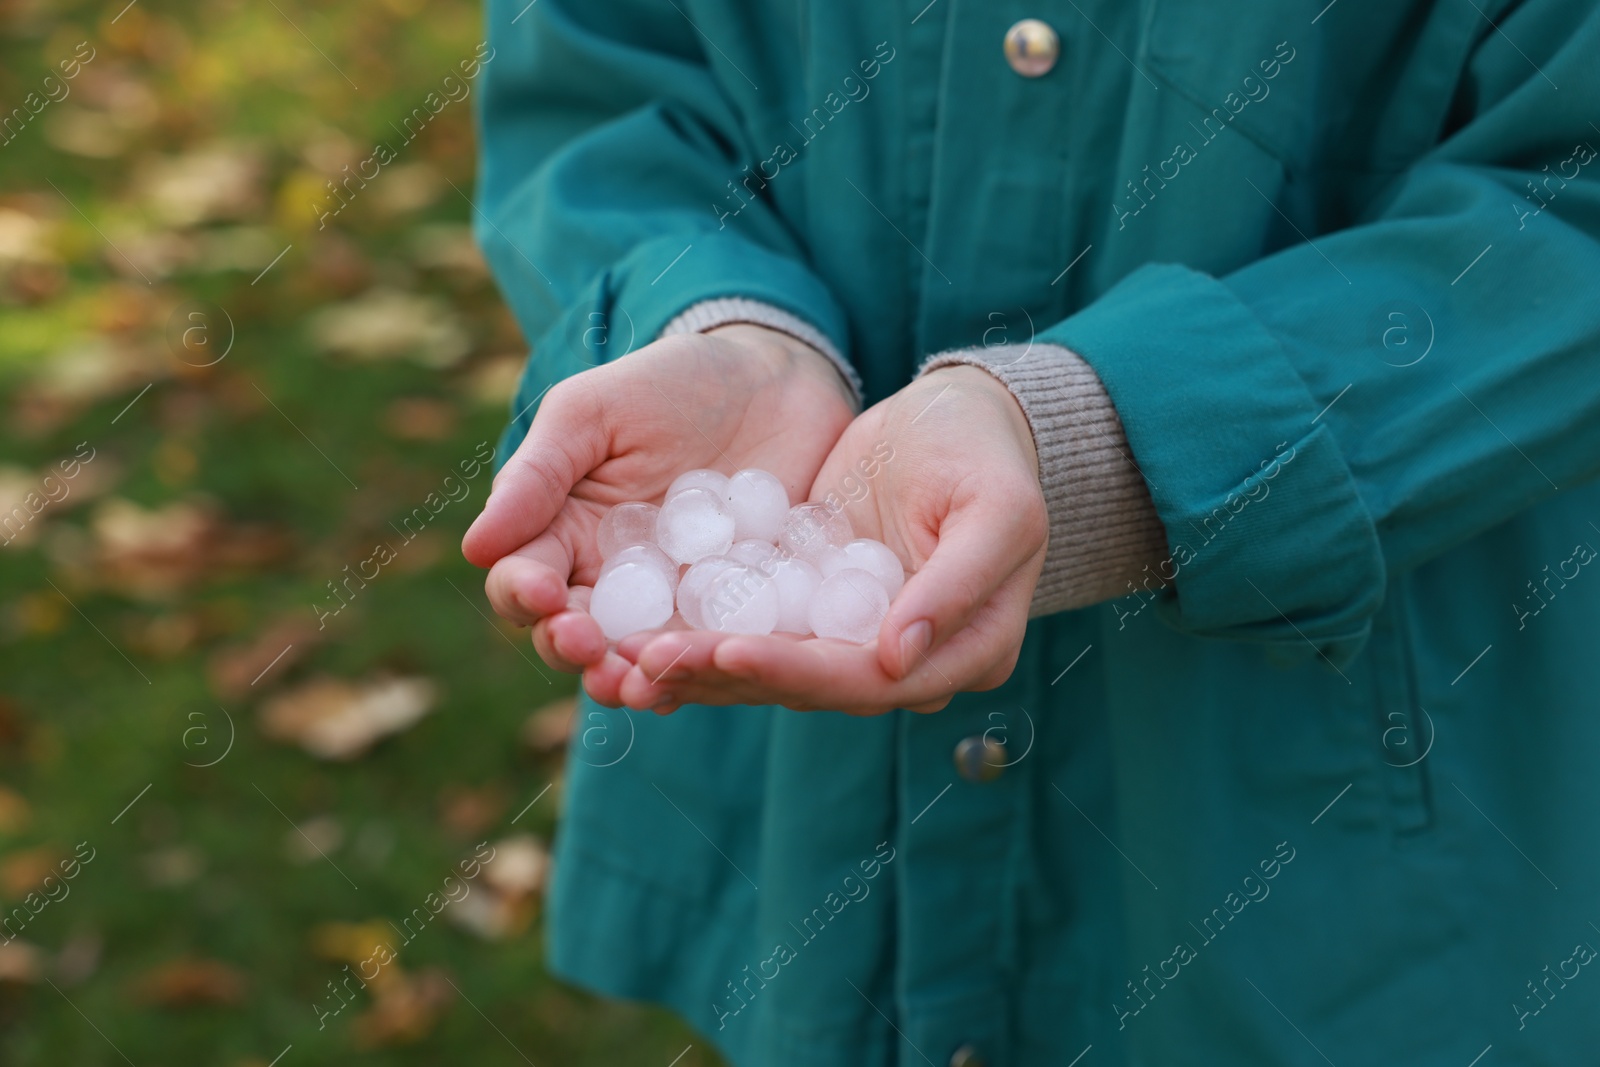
xmin=769 ymin=556 xmax=822 ymax=634
xmin=596 ymin=501 xmax=660 ymax=559
xmin=667 ymin=468 xmax=730 ymax=500
xmin=601 ymin=543 xmax=679 ymax=592
xmin=727 ymin=538 xmax=780 ymax=569
xmin=590 ymin=560 xmax=675 ymax=641
xmin=724 ymin=468 xmax=790 ymax=543
xmin=779 ymin=502 xmax=853 ymax=565
xmin=701 ymin=561 xmax=780 ymax=635
xmin=818 ymin=538 xmax=905 ymax=597
xmin=677 ymin=556 xmax=739 ymax=629
xmin=657 ymin=486 xmax=736 ymax=565
xmin=808 ymin=568 xmax=889 ymax=644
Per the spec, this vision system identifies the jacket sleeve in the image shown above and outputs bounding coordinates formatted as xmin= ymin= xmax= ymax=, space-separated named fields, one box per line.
xmin=1038 ymin=2 xmax=1600 ymax=665
xmin=473 ymin=0 xmax=854 ymax=460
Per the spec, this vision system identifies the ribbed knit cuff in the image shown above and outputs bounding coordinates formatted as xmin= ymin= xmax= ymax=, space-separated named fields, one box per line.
xmin=661 ymin=297 xmax=863 ymax=409
xmin=918 ymin=343 xmax=1169 ymax=616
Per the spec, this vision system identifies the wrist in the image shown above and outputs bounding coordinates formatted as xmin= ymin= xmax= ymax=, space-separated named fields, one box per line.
xmin=706 ymin=323 xmax=858 ymax=410
xmin=922 ymin=363 xmax=1040 ymax=473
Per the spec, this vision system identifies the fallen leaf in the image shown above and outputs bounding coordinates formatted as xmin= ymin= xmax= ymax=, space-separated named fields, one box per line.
xmin=136 ymin=144 xmax=264 ymax=227
xmin=437 ymin=785 xmax=506 ymax=839
xmin=132 ymin=956 xmax=248 ymax=1008
xmin=382 ymin=397 xmax=457 ymax=442
xmin=258 ymin=675 xmax=437 ymax=761
xmin=0 ymin=844 xmax=63 ymax=898
xmin=0 ymin=787 xmax=30 ymax=834
xmin=284 ymin=815 xmax=343 ymax=865
xmin=371 ymin=163 xmax=444 ymax=216
xmin=462 ymin=353 xmax=525 ymax=407
xmin=90 ymin=496 xmax=291 ymax=600
xmin=308 ymin=919 xmax=399 ymax=972
xmin=309 ymin=288 xmax=470 ymax=368
xmin=54 ymin=930 xmax=102 ymax=986
xmin=482 ymin=835 xmax=548 ymax=897
xmin=0 ymin=940 xmax=42 ymax=984
xmin=520 ymin=696 xmax=575 ymax=755
xmin=207 ymin=615 xmax=322 ymax=700
xmin=351 ymin=967 xmax=452 ymax=1049
xmin=90 ymin=496 xmax=215 ymax=599
xmin=407 ymin=223 xmax=486 ymax=276
xmin=448 ymin=834 xmax=547 ymax=941
xmin=0 ymin=208 xmax=58 ymax=265
xmin=142 ymin=845 xmax=204 ymax=887
xmin=43 ymin=106 xmax=130 ymax=158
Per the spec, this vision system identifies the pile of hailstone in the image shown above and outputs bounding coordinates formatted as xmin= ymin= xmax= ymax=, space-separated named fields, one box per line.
xmin=587 ymin=468 xmax=906 ymax=644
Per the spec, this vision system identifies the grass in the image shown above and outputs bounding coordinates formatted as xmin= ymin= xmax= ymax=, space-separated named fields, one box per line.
xmin=0 ymin=0 xmax=718 ymax=1062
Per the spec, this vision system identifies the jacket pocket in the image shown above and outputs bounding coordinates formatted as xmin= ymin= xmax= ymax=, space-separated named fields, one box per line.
xmin=1142 ymin=1 xmax=1312 ymax=169
xmin=1366 ymin=578 xmax=1433 ymax=835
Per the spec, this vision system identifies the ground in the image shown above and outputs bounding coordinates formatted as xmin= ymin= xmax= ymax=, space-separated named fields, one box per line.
xmin=0 ymin=0 xmax=719 ymax=1063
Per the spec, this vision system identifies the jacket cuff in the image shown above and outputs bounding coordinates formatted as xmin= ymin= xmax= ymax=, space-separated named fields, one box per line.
xmin=662 ymin=297 xmax=864 ymax=409
xmin=917 ymin=343 xmax=1169 ymax=616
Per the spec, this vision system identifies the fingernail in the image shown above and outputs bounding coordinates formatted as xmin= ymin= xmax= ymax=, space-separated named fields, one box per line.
xmin=899 ymin=619 xmax=932 ymax=676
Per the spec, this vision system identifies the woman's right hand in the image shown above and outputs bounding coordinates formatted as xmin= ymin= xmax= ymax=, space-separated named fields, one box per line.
xmin=461 ymin=324 xmax=856 ymax=704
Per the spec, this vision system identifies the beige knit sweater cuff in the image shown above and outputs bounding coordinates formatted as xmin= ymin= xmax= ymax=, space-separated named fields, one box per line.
xmin=661 ymin=297 xmax=864 ymax=409
xmin=919 ymin=344 xmax=1169 ymax=617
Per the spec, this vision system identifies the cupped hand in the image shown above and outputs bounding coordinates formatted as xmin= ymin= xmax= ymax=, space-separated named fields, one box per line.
xmin=615 ymin=364 xmax=1049 ymax=715
xmin=461 ymin=324 xmax=855 ymax=695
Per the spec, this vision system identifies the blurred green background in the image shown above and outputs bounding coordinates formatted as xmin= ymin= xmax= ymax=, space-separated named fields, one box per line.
xmin=0 ymin=0 xmax=718 ymax=1063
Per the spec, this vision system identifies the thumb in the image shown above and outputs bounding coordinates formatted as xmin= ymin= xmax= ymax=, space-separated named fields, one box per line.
xmin=876 ymin=495 xmax=1045 ymax=680
xmin=462 ymin=377 xmax=608 ymax=568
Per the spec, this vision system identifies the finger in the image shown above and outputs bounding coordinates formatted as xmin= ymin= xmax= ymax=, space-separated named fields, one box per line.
xmin=533 ymin=600 xmax=607 ymax=671
xmin=616 ymin=662 xmax=675 ymax=711
xmin=616 ymin=631 xmax=730 ymax=709
xmin=634 ymin=630 xmax=738 ymax=683
xmin=705 ymin=634 xmax=929 ymax=714
xmin=581 ymin=650 xmax=636 ymax=707
xmin=462 ymin=377 xmax=608 ymax=567
xmin=484 ymin=534 xmax=577 ymax=625
xmin=879 ymin=496 xmax=1044 ymax=680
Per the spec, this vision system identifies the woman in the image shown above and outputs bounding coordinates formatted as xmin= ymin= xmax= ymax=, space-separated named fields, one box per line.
xmin=464 ymin=1 xmax=1600 ymax=1063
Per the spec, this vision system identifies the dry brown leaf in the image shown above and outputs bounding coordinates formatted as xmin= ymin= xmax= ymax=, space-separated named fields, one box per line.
xmin=284 ymin=815 xmax=342 ymax=865
xmin=351 ymin=967 xmax=452 ymax=1049
xmin=437 ymin=784 xmax=506 ymax=840
xmin=0 ymin=844 xmax=64 ymax=898
xmin=0 ymin=786 xmax=31 ymax=834
xmin=449 ymin=834 xmax=547 ymax=941
xmin=207 ymin=615 xmax=322 ymax=699
xmin=90 ymin=496 xmax=290 ymax=600
xmin=0 ymin=940 xmax=42 ymax=984
xmin=309 ymin=288 xmax=470 ymax=368
xmin=142 ymin=845 xmax=203 ymax=887
xmin=258 ymin=675 xmax=437 ymax=761
xmin=136 ymin=144 xmax=264 ymax=227
xmin=520 ymin=696 xmax=575 ymax=755
xmin=132 ymin=956 xmax=248 ymax=1008
xmin=382 ymin=397 xmax=457 ymax=442
xmin=462 ymin=353 xmax=525 ymax=408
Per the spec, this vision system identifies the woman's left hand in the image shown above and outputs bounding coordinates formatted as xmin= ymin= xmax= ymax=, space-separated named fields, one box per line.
xmin=614 ymin=365 xmax=1050 ymax=715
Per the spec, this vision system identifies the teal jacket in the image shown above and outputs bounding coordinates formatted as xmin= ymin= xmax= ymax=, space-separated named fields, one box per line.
xmin=475 ymin=1 xmax=1600 ymax=1063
